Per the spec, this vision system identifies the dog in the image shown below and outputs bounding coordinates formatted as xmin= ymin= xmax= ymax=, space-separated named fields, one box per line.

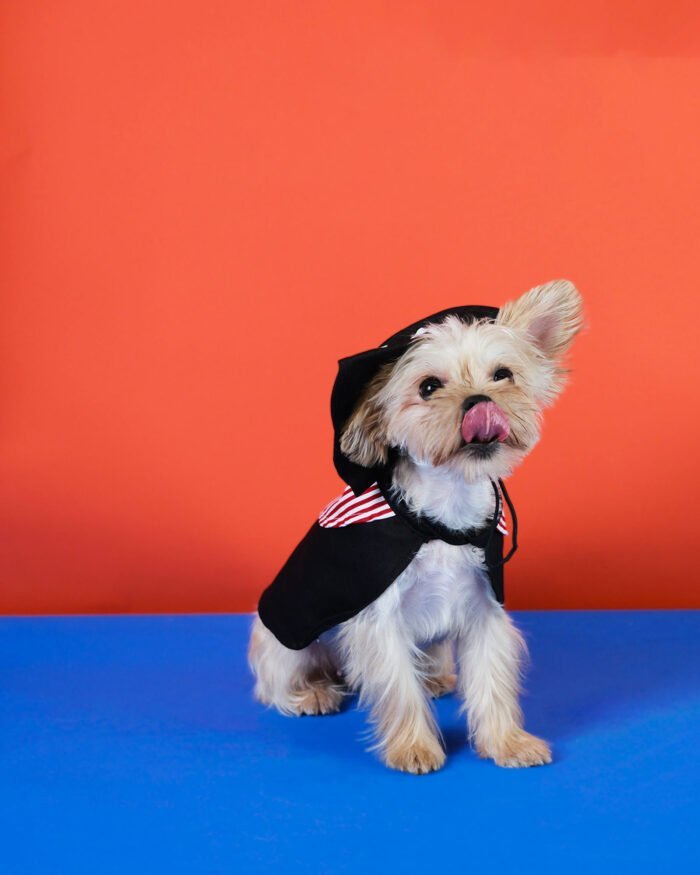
xmin=249 ymin=279 xmax=583 ymax=774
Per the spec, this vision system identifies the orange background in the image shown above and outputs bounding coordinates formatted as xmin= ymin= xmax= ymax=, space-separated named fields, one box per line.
xmin=2 ymin=2 xmax=700 ymax=614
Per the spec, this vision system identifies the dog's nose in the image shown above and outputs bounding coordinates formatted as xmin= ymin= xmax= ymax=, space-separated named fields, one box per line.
xmin=462 ymin=394 xmax=492 ymax=413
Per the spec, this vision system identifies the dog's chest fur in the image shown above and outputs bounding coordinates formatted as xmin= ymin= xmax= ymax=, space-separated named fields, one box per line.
xmin=394 ymin=540 xmax=486 ymax=642
xmin=354 ymin=463 xmax=496 ymax=644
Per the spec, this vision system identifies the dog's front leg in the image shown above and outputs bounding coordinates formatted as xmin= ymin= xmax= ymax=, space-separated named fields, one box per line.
xmin=457 ymin=589 xmax=552 ymax=767
xmin=338 ymin=615 xmax=445 ymax=774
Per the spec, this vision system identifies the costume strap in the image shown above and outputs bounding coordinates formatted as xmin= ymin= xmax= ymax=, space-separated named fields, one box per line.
xmin=483 ymin=478 xmax=519 ymax=569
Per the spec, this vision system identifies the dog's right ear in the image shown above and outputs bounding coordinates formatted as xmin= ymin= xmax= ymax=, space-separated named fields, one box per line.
xmin=498 ymin=279 xmax=584 ymax=360
xmin=338 ymin=365 xmax=392 ymax=469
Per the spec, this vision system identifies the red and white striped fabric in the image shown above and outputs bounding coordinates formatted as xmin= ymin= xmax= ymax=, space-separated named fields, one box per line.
xmin=319 ymin=482 xmax=509 ymax=536
xmin=318 ymin=484 xmax=396 ymax=528
xmin=496 ymin=503 xmax=508 ymax=536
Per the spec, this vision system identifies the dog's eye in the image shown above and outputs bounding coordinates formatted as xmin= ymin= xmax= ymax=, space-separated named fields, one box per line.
xmin=493 ymin=367 xmax=513 ymax=382
xmin=419 ymin=377 xmax=443 ymax=399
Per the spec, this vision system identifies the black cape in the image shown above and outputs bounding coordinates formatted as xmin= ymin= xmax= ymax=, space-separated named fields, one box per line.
xmin=258 ymin=304 xmax=513 ymax=651
xmin=258 ymin=477 xmax=508 ymax=651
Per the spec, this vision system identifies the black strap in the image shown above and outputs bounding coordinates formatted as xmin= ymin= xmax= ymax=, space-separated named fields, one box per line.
xmin=377 ymin=479 xmax=488 ymax=547
xmin=483 ymin=478 xmax=519 ymax=569
xmin=377 ymin=472 xmax=518 ymax=560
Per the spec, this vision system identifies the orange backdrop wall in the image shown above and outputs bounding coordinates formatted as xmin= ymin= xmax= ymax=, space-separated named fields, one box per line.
xmin=2 ymin=2 xmax=700 ymax=614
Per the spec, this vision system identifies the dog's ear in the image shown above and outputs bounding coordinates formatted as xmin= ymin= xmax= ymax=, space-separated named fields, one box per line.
xmin=497 ymin=279 xmax=584 ymax=359
xmin=339 ymin=365 xmax=392 ymax=469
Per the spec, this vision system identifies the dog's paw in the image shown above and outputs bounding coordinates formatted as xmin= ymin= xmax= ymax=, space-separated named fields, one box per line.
xmin=423 ymin=672 xmax=457 ymax=698
xmin=478 ymin=728 xmax=552 ymax=768
xmin=384 ymin=737 xmax=446 ymax=775
xmin=290 ymin=683 xmax=344 ymax=716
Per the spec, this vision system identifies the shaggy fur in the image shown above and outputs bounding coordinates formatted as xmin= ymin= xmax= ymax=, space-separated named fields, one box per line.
xmin=249 ymin=279 xmax=583 ymax=773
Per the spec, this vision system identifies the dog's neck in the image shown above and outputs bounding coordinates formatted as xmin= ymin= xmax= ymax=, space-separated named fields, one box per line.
xmin=390 ymin=457 xmax=494 ymax=532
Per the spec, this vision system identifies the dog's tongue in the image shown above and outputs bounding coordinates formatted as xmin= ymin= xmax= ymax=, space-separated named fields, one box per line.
xmin=461 ymin=401 xmax=510 ymax=444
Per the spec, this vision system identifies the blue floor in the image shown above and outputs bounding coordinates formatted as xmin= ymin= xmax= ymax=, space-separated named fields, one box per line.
xmin=1 ymin=612 xmax=699 ymax=874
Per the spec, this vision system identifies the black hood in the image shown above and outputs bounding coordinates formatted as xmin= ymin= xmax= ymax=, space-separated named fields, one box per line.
xmin=330 ymin=304 xmax=500 ymax=495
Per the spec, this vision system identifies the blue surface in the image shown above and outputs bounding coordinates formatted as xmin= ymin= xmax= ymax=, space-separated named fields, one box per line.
xmin=1 ymin=612 xmax=699 ymax=874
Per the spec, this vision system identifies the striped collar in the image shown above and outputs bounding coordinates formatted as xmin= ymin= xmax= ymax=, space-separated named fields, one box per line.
xmin=319 ymin=480 xmax=508 ymax=541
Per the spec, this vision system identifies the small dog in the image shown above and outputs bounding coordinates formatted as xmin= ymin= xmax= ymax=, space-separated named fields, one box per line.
xmin=249 ymin=280 xmax=583 ymax=774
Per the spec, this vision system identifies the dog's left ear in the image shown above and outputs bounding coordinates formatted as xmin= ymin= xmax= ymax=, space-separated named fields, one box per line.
xmin=497 ymin=279 xmax=584 ymax=359
xmin=338 ymin=365 xmax=392 ymax=470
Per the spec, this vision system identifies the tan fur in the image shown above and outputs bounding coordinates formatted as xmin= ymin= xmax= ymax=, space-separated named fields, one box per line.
xmin=289 ymin=680 xmax=344 ymax=716
xmin=248 ymin=616 xmax=344 ymax=716
xmin=497 ymin=279 xmax=584 ymax=360
xmin=457 ymin=587 xmax=531 ymax=766
xmin=339 ymin=280 xmax=583 ymax=481
xmin=370 ymin=645 xmax=446 ymax=773
xmin=338 ymin=365 xmax=393 ymax=468
xmin=421 ymin=639 xmax=457 ymax=698
xmin=476 ymin=728 xmax=552 ymax=768
xmin=251 ymin=280 xmax=583 ymax=773
xmin=384 ymin=732 xmax=446 ymax=774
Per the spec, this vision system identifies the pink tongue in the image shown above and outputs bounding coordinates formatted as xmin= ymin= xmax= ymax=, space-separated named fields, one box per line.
xmin=461 ymin=401 xmax=510 ymax=444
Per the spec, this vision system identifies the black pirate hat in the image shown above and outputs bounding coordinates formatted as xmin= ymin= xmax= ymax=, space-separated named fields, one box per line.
xmin=331 ymin=304 xmax=500 ymax=495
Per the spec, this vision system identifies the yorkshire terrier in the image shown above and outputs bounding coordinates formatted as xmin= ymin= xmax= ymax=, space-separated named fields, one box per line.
xmin=249 ymin=280 xmax=583 ymax=774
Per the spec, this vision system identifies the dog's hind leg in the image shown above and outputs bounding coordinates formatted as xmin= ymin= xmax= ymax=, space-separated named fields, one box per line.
xmin=248 ymin=616 xmax=344 ymax=716
xmin=421 ymin=639 xmax=457 ymax=698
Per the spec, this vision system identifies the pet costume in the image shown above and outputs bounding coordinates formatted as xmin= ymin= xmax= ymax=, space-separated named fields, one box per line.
xmin=258 ymin=306 xmax=518 ymax=651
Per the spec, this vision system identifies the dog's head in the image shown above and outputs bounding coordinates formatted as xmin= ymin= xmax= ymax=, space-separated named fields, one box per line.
xmin=339 ymin=280 xmax=584 ymax=483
